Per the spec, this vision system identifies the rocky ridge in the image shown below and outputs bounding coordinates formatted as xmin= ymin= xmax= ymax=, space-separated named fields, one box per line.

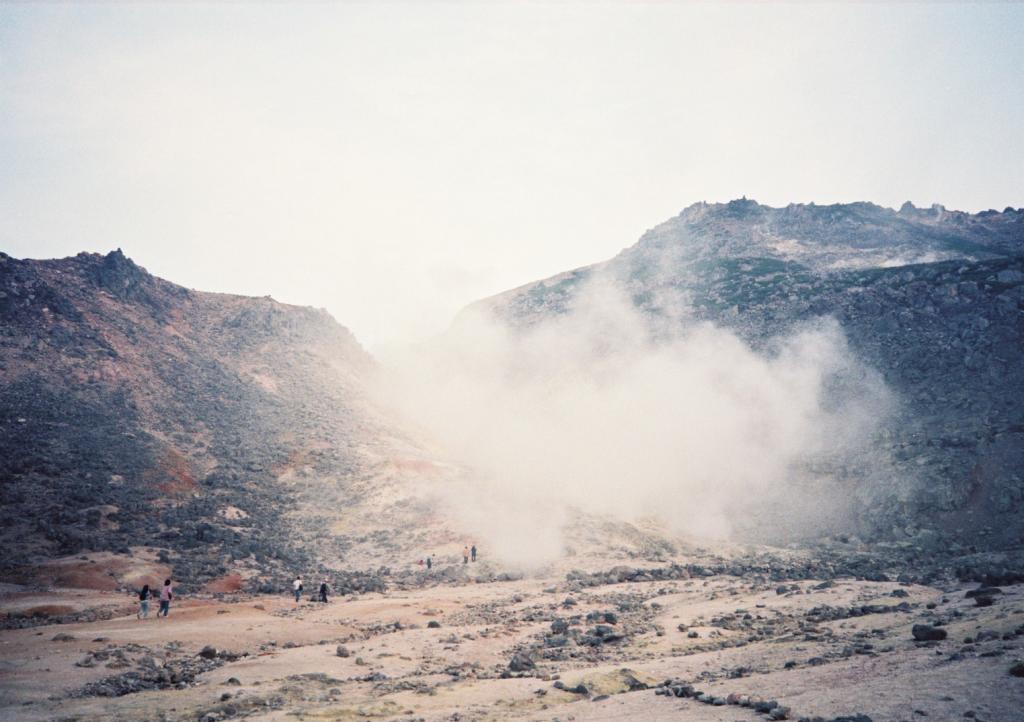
xmin=0 ymin=250 xmax=440 ymax=591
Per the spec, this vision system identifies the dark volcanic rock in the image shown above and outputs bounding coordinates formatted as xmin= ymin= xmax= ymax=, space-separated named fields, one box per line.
xmin=965 ymin=586 xmax=1003 ymax=598
xmin=508 ymin=651 xmax=536 ymax=672
xmin=912 ymin=624 xmax=948 ymax=641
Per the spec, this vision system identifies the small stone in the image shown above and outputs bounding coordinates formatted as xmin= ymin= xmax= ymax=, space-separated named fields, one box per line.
xmin=199 ymin=645 xmax=219 ymax=659
xmin=335 ymin=645 xmax=350 ymax=657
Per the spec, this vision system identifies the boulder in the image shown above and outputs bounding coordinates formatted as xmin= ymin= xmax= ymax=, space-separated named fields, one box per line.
xmin=508 ymin=651 xmax=535 ymax=672
xmin=912 ymin=624 xmax=947 ymax=641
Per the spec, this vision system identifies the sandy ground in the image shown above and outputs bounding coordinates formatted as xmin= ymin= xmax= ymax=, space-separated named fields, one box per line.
xmin=2 ymin=555 xmax=1023 ymax=722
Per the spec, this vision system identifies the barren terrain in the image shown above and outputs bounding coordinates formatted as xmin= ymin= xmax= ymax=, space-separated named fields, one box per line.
xmin=3 ymin=548 xmax=1023 ymax=722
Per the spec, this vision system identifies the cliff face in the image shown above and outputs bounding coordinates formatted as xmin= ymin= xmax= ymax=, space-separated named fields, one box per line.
xmin=0 ymin=250 xmax=433 ymax=589
xmin=469 ymin=200 xmax=1024 ymax=551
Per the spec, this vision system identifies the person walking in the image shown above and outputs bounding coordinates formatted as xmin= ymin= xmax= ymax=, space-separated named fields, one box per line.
xmin=158 ymin=579 xmax=173 ymax=618
xmin=137 ymin=584 xmax=151 ymax=620
xmin=471 ymin=544 xmax=477 ymax=563
xmin=426 ymin=556 xmax=432 ymax=571
xmin=462 ymin=546 xmax=470 ymax=565
xmin=318 ymin=579 xmax=329 ymax=603
xmin=293 ymin=576 xmax=304 ymax=603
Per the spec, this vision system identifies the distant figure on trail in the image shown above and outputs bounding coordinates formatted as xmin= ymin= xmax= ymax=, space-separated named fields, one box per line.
xmin=418 ymin=558 xmax=424 ymax=567
xmin=462 ymin=546 xmax=470 ymax=565
xmin=293 ymin=576 xmax=303 ymax=603
xmin=471 ymin=545 xmax=477 ymax=563
xmin=158 ymin=579 xmax=173 ymax=618
xmin=137 ymin=584 xmax=151 ymax=620
xmin=426 ymin=556 xmax=432 ymax=570
xmin=318 ymin=579 xmax=329 ymax=603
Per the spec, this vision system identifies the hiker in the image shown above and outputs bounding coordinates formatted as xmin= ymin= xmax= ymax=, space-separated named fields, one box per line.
xmin=471 ymin=544 xmax=477 ymax=563
xmin=137 ymin=584 xmax=151 ymax=620
xmin=418 ymin=558 xmax=424 ymax=567
xmin=293 ymin=576 xmax=303 ymax=603
xmin=426 ymin=556 xmax=432 ymax=570
xmin=158 ymin=579 xmax=173 ymax=618
xmin=318 ymin=579 xmax=329 ymax=603
xmin=462 ymin=546 xmax=470 ymax=565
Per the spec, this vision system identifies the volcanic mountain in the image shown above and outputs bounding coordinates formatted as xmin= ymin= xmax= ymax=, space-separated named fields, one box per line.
xmin=465 ymin=199 xmax=1024 ymax=551
xmin=0 ymin=250 xmax=445 ymax=592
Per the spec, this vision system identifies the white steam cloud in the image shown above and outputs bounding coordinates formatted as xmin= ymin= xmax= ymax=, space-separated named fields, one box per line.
xmin=376 ymin=275 xmax=894 ymax=568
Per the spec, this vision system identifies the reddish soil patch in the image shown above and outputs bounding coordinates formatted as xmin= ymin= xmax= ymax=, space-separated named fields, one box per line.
xmin=14 ymin=604 xmax=76 ymax=618
xmin=391 ymin=459 xmax=440 ymax=475
xmin=273 ymin=445 xmax=314 ymax=477
xmin=148 ymin=448 xmax=198 ymax=496
xmin=50 ymin=563 xmax=120 ymax=591
xmin=203 ymin=573 xmax=244 ymax=593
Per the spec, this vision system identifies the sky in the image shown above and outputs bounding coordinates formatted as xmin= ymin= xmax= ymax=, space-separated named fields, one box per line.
xmin=1 ymin=2 xmax=1022 ymax=351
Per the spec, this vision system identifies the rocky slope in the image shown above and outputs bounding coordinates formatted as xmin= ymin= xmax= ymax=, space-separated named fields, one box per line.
xmin=466 ymin=200 xmax=1024 ymax=551
xmin=0 ymin=250 xmax=443 ymax=591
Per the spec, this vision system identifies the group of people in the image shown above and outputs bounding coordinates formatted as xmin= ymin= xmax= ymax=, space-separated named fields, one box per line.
xmin=136 ymin=578 xmax=174 ymax=619
xmin=292 ymin=576 xmax=330 ymax=603
xmin=136 ymin=551 xmax=480 ymax=618
xmin=417 ymin=544 xmax=478 ymax=569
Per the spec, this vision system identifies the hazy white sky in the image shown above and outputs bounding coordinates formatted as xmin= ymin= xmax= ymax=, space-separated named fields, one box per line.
xmin=1 ymin=2 xmax=1022 ymax=350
